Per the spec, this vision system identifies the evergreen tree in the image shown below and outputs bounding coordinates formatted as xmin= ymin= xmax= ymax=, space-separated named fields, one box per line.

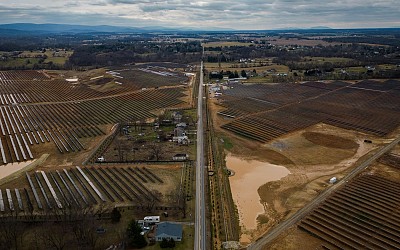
xmin=111 ymin=208 xmax=121 ymax=223
xmin=126 ymin=220 xmax=147 ymax=248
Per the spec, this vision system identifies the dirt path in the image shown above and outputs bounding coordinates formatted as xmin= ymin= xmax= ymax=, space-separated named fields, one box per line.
xmin=248 ymin=135 xmax=400 ymax=250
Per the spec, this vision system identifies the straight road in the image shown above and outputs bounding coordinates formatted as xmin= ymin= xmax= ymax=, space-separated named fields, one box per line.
xmin=195 ymin=61 xmax=206 ymax=250
xmin=248 ymin=136 xmax=400 ymax=249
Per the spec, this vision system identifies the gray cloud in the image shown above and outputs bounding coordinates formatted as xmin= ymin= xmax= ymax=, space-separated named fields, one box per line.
xmin=0 ymin=0 xmax=399 ymax=29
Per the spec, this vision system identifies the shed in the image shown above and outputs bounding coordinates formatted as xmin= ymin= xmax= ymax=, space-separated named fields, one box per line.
xmin=329 ymin=177 xmax=337 ymax=184
xmin=173 ymin=154 xmax=189 ymax=161
xmin=155 ymin=222 xmax=183 ymax=242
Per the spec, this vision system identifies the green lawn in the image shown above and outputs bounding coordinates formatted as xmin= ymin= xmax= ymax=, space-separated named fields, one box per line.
xmin=0 ymin=57 xmax=40 ymax=68
xmin=0 ymin=50 xmax=73 ymax=68
xmin=303 ymin=56 xmax=354 ymax=63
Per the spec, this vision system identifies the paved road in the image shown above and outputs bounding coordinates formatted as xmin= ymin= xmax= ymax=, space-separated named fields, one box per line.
xmin=248 ymin=136 xmax=400 ymax=250
xmin=194 ymin=61 xmax=206 ymax=250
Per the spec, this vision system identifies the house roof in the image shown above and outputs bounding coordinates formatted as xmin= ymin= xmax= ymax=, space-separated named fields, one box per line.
xmin=174 ymin=153 xmax=188 ymax=157
xmin=155 ymin=222 xmax=182 ymax=238
xmin=176 ymin=122 xmax=187 ymax=127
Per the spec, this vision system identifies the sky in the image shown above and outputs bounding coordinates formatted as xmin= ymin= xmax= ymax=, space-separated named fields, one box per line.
xmin=1 ymin=0 xmax=399 ymax=30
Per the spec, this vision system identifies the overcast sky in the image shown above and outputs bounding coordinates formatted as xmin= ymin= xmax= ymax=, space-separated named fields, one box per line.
xmin=1 ymin=0 xmax=399 ymax=30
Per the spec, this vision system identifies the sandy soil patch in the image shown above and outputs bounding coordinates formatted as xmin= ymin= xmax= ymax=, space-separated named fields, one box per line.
xmin=227 ymin=153 xmax=290 ymax=244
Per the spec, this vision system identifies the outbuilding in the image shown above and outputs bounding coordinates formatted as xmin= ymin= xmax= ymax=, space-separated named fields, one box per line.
xmin=173 ymin=153 xmax=189 ymax=161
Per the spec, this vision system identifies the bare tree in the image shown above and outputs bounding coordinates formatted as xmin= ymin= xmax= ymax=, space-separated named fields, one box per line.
xmin=167 ymin=186 xmax=187 ymax=218
xmin=72 ymin=218 xmax=100 ymax=250
xmin=39 ymin=221 xmax=71 ymax=250
xmin=143 ymin=190 xmax=162 ymax=212
xmin=0 ymin=218 xmax=27 ymax=250
xmin=148 ymin=142 xmax=164 ymax=161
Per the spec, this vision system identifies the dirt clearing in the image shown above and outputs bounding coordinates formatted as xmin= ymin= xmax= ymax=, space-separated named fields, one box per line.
xmin=224 ymin=122 xmax=380 ymax=246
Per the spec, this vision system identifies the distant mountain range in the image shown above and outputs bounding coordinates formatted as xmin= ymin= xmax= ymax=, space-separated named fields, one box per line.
xmin=0 ymin=23 xmax=233 ymax=35
xmin=276 ymin=26 xmax=333 ymax=30
xmin=1 ymin=23 xmax=398 ymax=35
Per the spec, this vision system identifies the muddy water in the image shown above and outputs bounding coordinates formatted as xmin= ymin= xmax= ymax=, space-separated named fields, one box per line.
xmin=0 ymin=161 xmax=34 ymax=179
xmin=227 ymin=153 xmax=290 ymax=230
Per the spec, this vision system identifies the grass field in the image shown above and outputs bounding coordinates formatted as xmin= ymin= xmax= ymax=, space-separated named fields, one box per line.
xmin=303 ymin=57 xmax=354 ymax=63
xmin=0 ymin=49 xmax=73 ymax=68
xmin=266 ymin=37 xmax=341 ymax=46
xmin=0 ymin=57 xmax=41 ymax=68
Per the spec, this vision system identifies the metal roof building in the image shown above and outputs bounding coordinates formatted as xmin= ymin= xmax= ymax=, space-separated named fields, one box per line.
xmin=155 ymin=222 xmax=183 ymax=242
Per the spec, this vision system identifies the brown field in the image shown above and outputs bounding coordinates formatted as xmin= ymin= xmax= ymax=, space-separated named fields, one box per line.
xmin=266 ymin=37 xmax=342 ymax=46
xmin=302 ymin=132 xmax=359 ymax=150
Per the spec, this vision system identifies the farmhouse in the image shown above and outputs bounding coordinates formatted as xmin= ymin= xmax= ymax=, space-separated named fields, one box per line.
xmin=173 ymin=127 xmax=188 ymax=144
xmin=155 ymin=222 xmax=183 ymax=242
xmin=171 ymin=111 xmax=183 ymax=123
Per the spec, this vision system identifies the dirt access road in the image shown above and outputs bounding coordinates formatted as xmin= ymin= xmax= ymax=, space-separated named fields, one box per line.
xmin=248 ymin=135 xmax=400 ymax=250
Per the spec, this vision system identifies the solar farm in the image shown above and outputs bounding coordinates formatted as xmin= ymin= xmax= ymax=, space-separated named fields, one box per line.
xmin=264 ymin=150 xmax=400 ymax=249
xmin=298 ymin=174 xmax=400 ymax=249
xmin=0 ymin=70 xmax=188 ymax=164
xmin=218 ymin=80 xmax=400 ymax=143
xmin=0 ymin=165 xmax=183 ymax=213
xmin=210 ymin=78 xmax=400 ymax=248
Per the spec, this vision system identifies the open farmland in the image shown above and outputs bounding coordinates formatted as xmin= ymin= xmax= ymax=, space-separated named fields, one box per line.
xmin=0 ymin=70 xmax=189 ymax=164
xmin=218 ymin=80 xmax=400 ymax=142
xmin=107 ymin=66 xmax=189 ymax=90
